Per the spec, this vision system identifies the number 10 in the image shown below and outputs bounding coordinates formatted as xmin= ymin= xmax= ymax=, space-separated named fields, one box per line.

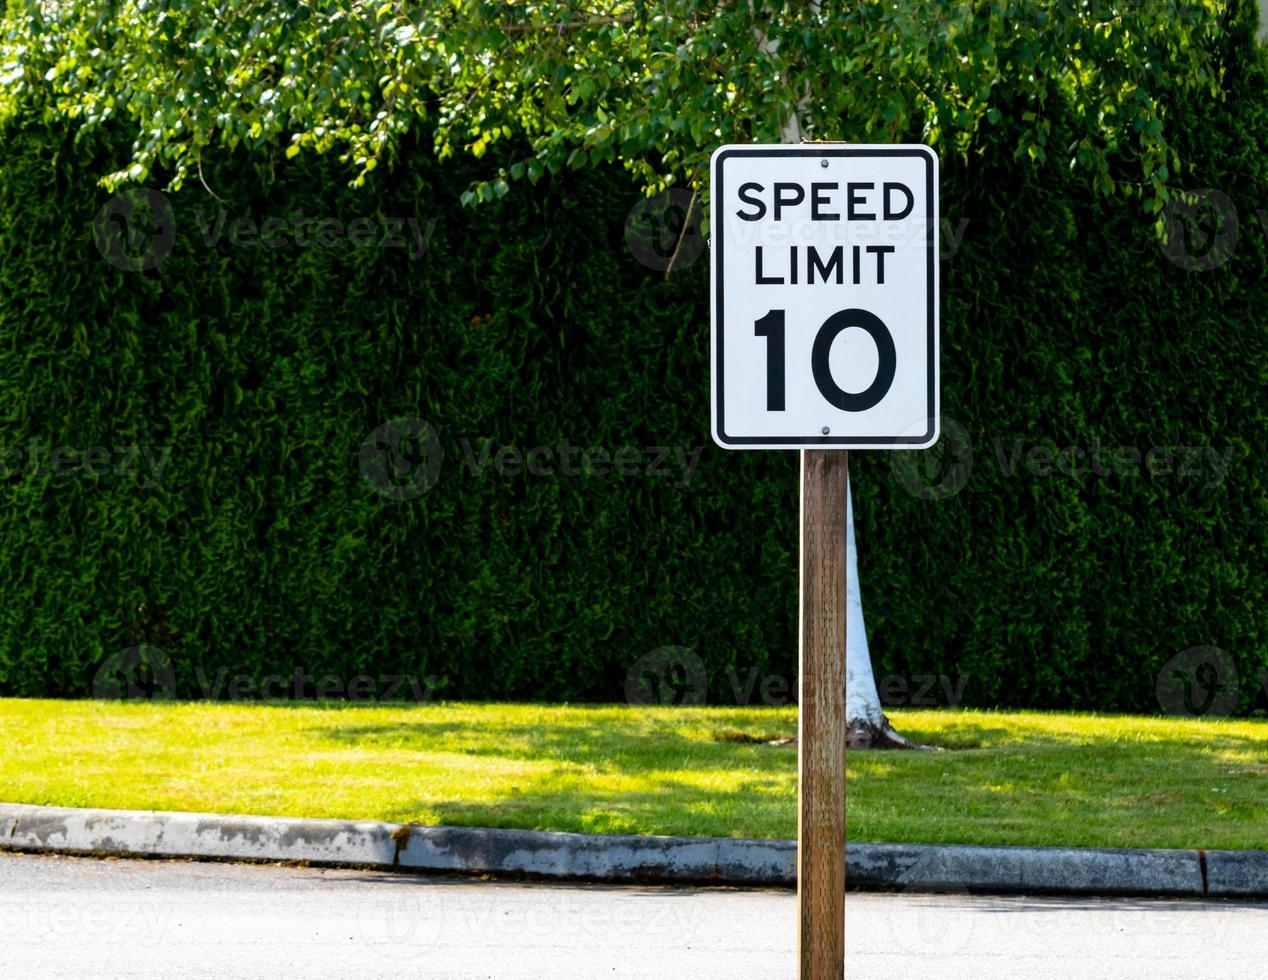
xmin=753 ymin=308 xmax=896 ymax=413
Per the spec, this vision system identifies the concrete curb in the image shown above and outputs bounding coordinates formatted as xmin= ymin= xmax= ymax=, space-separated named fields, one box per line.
xmin=847 ymin=842 xmax=1204 ymax=897
xmin=1 ymin=803 xmax=400 ymax=867
xmin=1 ymin=803 xmax=1263 ymax=897
xmin=1204 ymin=851 xmax=1268 ymax=898
xmin=395 ymin=823 xmax=795 ymax=883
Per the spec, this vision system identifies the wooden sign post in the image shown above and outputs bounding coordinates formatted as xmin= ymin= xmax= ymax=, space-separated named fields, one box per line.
xmin=710 ymin=143 xmax=939 ymax=979
xmin=798 ymin=448 xmax=848 ymax=980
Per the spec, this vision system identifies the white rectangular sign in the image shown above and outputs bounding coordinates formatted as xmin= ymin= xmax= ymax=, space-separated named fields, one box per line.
xmin=710 ymin=144 xmax=939 ymax=449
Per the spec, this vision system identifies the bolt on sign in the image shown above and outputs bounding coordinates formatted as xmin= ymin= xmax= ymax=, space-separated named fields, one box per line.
xmin=710 ymin=143 xmax=940 ymax=980
xmin=710 ymin=144 xmax=939 ymax=449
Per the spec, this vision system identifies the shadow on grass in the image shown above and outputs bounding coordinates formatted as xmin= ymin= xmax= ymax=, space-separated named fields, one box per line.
xmin=386 ymin=775 xmax=792 ymax=839
xmin=293 ymin=710 xmax=1268 ymax=843
xmin=307 ymin=718 xmax=795 ymax=777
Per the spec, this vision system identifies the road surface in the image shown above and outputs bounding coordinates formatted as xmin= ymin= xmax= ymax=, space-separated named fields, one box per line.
xmin=1 ymin=851 xmax=1263 ymax=979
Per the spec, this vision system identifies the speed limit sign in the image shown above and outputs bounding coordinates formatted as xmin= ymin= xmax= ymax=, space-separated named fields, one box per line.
xmin=710 ymin=144 xmax=939 ymax=449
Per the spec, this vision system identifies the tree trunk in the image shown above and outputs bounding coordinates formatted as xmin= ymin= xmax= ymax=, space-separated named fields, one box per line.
xmin=844 ymin=474 xmax=922 ymax=749
xmin=760 ymin=55 xmax=912 ymax=750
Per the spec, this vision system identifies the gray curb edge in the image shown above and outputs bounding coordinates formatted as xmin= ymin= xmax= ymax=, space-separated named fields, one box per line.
xmin=1 ymin=803 xmax=1264 ymax=898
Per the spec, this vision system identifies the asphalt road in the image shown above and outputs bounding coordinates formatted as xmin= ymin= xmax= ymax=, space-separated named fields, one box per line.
xmin=2 ymin=851 xmax=1264 ymax=979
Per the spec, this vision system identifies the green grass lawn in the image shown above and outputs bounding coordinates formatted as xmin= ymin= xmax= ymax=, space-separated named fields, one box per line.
xmin=2 ymin=699 xmax=1266 ymax=850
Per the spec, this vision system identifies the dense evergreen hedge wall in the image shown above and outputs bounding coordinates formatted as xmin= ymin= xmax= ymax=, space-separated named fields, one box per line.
xmin=0 ymin=27 xmax=1265 ymax=711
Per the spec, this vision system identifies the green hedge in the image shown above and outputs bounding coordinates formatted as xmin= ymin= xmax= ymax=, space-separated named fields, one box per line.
xmin=0 ymin=28 xmax=1266 ymax=712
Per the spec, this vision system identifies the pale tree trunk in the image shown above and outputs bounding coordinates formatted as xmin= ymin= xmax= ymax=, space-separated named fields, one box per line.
xmin=769 ymin=9 xmax=919 ymax=749
xmin=845 ymin=477 xmax=920 ymax=749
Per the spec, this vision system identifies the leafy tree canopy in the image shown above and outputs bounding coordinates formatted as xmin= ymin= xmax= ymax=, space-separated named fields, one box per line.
xmin=0 ymin=0 xmax=1233 ymax=222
